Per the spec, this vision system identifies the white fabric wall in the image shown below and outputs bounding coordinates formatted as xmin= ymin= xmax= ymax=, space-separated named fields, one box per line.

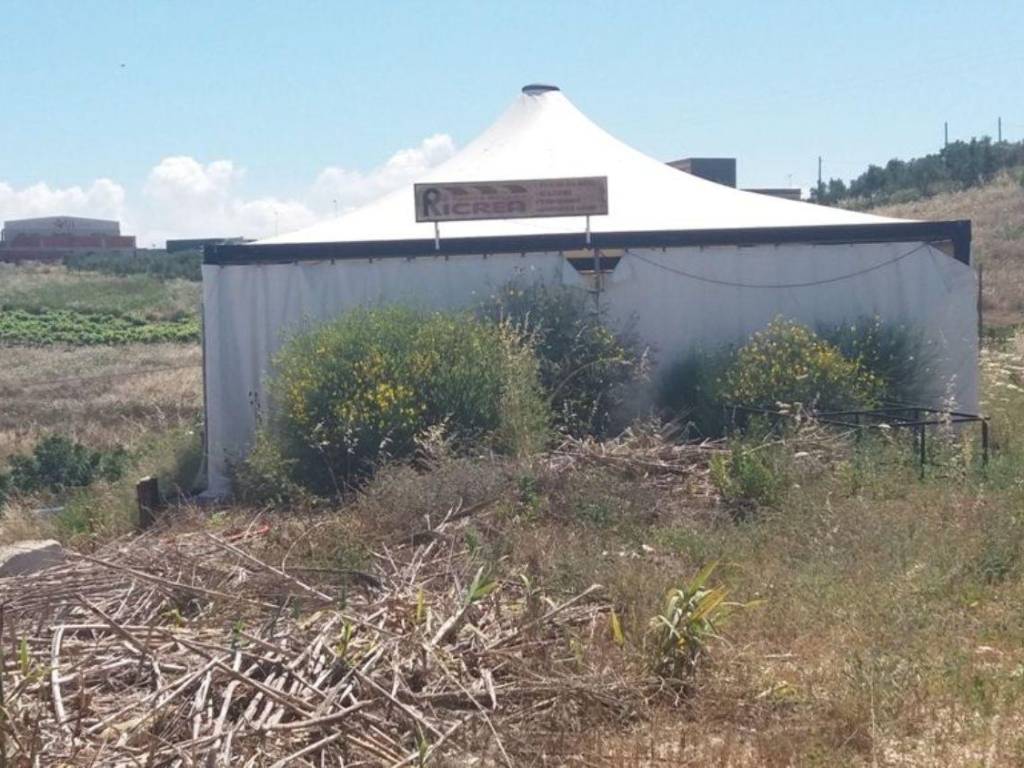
xmin=201 ymin=253 xmax=566 ymax=495
xmin=202 ymin=242 xmax=978 ymax=495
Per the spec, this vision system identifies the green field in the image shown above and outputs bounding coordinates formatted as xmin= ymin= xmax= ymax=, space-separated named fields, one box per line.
xmin=0 ymin=262 xmax=200 ymax=346
xmin=0 ymin=307 xmax=198 ymax=345
xmin=0 ymin=262 xmax=199 ymax=322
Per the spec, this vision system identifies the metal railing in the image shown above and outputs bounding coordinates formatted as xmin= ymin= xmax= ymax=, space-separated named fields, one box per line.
xmin=725 ymin=402 xmax=990 ymax=479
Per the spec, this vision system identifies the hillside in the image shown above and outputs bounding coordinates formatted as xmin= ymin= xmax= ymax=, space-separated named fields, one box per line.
xmin=869 ymin=169 xmax=1024 ymax=327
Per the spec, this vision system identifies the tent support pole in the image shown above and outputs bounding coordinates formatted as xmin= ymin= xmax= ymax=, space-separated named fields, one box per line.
xmin=589 ymin=213 xmax=602 ymax=310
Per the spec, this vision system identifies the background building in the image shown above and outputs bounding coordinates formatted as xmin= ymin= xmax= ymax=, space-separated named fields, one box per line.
xmin=0 ymin=216 xmax=136 ymax=262
xmin=668 ymin=157 xmax=738 ymax=188
xmin=669 ymin=157 xmax=803 ymax=200
xmin=166 ymin=237 xmax=250 ymax=253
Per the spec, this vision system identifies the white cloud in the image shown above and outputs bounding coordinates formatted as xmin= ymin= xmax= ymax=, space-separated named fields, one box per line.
xmin=0 ymin=178 xmax=126 ymax=221
xmin=143 ymin=156 xmax=240 ymax=202
xmin=134 ymin=156 xmax=318 ymax=247
xmin=312 ymin=133 xmax=456 ymax=212
xmin=0 ymin=133 xmax=456 ymax=247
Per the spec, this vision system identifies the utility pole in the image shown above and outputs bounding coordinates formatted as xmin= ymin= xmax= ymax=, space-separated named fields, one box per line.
xmin=944 ymin=122 xmax=948 ymax=148
xmin=998 ymin=116 xmax=1002 ymax=142
xmin=817 ymin=156 xmax=822 ymax=191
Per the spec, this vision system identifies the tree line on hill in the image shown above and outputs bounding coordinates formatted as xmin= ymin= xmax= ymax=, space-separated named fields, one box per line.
xmin=810 ymin=136 xmax=1024 ymax=207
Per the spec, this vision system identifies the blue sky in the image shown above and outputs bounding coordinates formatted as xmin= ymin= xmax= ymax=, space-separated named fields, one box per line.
xmin=2 ymin=0 xmax=1021 ymax=244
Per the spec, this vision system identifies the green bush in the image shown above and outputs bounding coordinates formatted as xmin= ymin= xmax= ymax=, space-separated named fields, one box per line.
xmin=478 ymin=281 xmax=645 ymax=437
xmin=231 ymin=431 xmax=310 ymax=506
xmin=659 ymin=319 xmax=934 ymax=432
xmin=721 ymin=318 xmax=883 ymax=411
xmin=267 ymin=307 xmax=548 ymax=495
xmin=819 ymin=317 xmax=938 ymax=404
xmin=657 ymin=349 xmax=732 ymax=438
xmin=709 ymin=442 xmax=788 ymax=510
xmin=1 ymin=435 xmax=128 ymax=502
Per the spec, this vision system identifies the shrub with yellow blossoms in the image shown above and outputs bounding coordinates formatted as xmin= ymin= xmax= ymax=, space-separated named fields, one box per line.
xmin=722 ymin=318 xmax=884 ymax=411
xmin=267 ymin=307 xmax=548 ymax=495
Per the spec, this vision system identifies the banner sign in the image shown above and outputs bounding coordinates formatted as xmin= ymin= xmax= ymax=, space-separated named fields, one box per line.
xmin=414 ymin=176 xmax=608 ymax=223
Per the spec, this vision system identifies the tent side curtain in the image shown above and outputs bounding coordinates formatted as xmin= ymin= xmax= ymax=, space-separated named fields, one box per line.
xmin=201 ymin=240 xmax=977 ymax=496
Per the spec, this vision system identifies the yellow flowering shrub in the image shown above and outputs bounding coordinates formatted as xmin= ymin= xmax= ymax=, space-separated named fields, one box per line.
xmin=722 ymin=318 xmax=883 ymax=411
xmin=267 ymin=307 xmax=548 ymax=494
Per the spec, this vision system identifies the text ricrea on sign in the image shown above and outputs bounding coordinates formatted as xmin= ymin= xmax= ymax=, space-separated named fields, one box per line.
xmin=414 ymin=177 xmax=608 ymax=223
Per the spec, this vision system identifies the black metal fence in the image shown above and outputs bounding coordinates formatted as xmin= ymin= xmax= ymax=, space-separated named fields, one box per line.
xmin=725 ymin=402 xmax=990 ymax=479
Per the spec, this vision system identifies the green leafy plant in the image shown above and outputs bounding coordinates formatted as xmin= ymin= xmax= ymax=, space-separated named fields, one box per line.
xmin=416 ymin=726 xmax=430 ymax=767
xmin=610 ymin=608 xmax=626 ymax=647
xmin=415 ymin=589 xmax=427 ymax=626
xmin=479 ymin=280 xmax=645 ymax=437
xmin=647 ymin=562 xmax=732 ymax=682
xmin=266 ymin=307 xmax=549 ymax=495
xmin=333 ymin=621 xmax=355 ymax=657
xmin=0 ymin=307 xmax=198 ymax=346
xmin=710 ymin=441 xmax=788 ymax=510
xmin=1 ymin=435 xmax=128 ymax=502
xmin=574 ymin=500 xmax=615 ymax=527
xmin=18 ymin=637 xmax=30 ymax=677
xmin=230 ymin=431 xmax=310 ymax=506
xmin=466 ymin=566 xmax=500 ymax=603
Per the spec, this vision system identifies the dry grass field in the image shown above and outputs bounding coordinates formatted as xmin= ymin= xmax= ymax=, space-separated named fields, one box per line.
xmin=0 ymin=262 xmax=204 ymax=544
xmin=0 ymin=343 xmax=202 ymax=461
xmin=872 ymin=170 xmax=1024 ymax=327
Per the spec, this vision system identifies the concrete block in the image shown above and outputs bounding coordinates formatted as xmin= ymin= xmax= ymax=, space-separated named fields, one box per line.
xmin=0 ymin=539 xmax=65 ymax=577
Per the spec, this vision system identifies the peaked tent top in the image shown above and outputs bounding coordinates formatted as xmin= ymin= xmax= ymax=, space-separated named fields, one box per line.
xmin=259 ymin=85 xmax=900 ymax=246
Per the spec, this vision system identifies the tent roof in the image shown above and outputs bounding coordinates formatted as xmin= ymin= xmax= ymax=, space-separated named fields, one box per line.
xmin=258 ymin=85 xmax=900 ymax=247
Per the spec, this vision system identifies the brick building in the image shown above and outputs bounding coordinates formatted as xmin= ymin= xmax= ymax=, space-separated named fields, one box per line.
xmin=0 ymin=216 xmax=136 ymax=262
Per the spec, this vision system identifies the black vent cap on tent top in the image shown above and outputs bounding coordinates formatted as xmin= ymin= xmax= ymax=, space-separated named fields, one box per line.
xmin=522 ymin=83 xmax=560 ymax=94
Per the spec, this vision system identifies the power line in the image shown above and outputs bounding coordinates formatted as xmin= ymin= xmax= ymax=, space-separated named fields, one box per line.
xmin=625 ymin=243 xmax=930 ymax=289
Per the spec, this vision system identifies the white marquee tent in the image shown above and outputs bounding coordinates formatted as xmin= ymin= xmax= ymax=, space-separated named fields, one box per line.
xmin=202 ymin=84 xmax=976 ymax=495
